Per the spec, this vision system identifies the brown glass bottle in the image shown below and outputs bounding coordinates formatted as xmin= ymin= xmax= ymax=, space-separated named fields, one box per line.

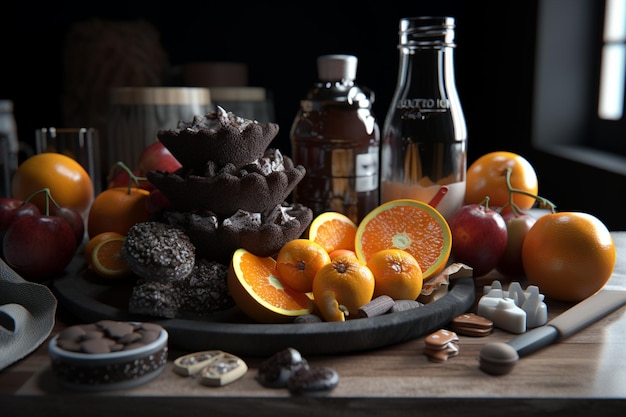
xmin=290 ymin=55 xmax=380 ymax=224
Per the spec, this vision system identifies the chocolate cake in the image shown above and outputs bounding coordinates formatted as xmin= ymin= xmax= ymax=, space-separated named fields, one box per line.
xmin=125 ymin=107 xmax=313 ymax=318
xmin=156 ymin=105 xmax=279 ymax=169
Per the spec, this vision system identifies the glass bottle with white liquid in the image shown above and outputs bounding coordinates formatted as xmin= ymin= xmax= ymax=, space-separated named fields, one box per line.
xmin=381 ymin=16 xmax=467 ymax=219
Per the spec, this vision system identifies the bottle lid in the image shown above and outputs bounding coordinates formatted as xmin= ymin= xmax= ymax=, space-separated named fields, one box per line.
xmin=317 ymin=55 xmax=358 ymax=82
xmin=399 ymin=16 xmax=456 ymax=49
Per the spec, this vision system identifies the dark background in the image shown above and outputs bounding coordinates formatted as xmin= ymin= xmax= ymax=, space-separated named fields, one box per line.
xmin=5 ymin=0 xmax=536 ymax=162
xmin=10 ymin=1 xmax=624 ymax=230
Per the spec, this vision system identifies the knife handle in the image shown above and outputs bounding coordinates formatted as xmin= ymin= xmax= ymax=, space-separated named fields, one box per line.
xmin=506 ymin=325 xmax=559 ymax=357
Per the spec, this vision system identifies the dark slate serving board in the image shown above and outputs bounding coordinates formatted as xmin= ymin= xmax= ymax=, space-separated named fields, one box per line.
xmin=51 ymin=254 xmax=475 ymax=357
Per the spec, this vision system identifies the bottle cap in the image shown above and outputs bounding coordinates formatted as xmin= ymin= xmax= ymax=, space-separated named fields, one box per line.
xmin=317 ymin=55 xmax=358 ymax=82
xmin=399 ymin=16 xmax=456 ymax=48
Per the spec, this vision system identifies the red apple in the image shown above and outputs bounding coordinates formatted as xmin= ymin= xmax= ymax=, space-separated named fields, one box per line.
xmin=49 ymin=204 xmax=85 ymax=248
xmin=495 ymin=211 xmax=537 ymax=277
xmin=107 ymin=166 xmax=131 ymax=189
xmin=145 ymin=189 xmax=171 ymax=215
xmin=3 ymin=214 xmax=77 ymax=281
xmin=135 ymin=141 xmax=182 ymax=191
xmin=448 ymin=203 xmax=508 ymax=277
xmin=0 ymin=197 xmax=41 ymax=241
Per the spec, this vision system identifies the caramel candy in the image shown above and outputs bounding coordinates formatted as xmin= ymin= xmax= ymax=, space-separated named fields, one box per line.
xmin=424 ymin=329 xmax=460 ymax=363
xmin=452 ymin=313 xmax=494 ymax=337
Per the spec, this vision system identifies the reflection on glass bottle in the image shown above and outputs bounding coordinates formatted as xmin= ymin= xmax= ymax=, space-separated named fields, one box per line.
xmin=290 ymin=54 xmax=380 ymax=224
xmin=381 ymin=17 xmax=467 ymax=219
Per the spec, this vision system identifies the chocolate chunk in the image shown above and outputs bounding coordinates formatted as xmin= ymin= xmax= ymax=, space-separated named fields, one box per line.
xmin=102 ymin=321 xmax=135 ymax=339
xmin=287 ymin=366 xmax=339 ymax=395
xmin=57 ymin=326 xmax=86 ymax=341
xmin=293 ymin=314 xmax=322 ymax=323
xmin=80 ymin=338 xmax=112 ymax=354
xmin=357 ymin=295 xmax=395 ymax=318
xmin=118 ymin=332 xmax=142 ymax=344
xmin=391 ymin=299 xmax=423 ymax=313
xmin=256 ymin=347 xmax=309 ymax=388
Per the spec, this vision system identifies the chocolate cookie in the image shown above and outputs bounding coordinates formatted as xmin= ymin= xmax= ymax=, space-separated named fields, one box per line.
xmin=122 ymin=221 xmax=195 ymax=281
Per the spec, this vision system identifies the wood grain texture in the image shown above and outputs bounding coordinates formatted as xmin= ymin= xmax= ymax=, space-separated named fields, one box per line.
xmin=2 ymin=233 xmax=625 ymax=416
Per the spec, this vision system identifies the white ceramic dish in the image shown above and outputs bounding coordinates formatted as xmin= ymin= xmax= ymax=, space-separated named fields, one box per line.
xmin=48 ymin=325 xmax=168 ymax=391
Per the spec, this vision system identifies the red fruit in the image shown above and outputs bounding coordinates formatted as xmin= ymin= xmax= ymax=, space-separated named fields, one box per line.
xmin=49 ymin=204 xmax=85 ymax=248
xmin=145 ymin=189 xmax=171 ymax=215
xmin=3 ymin=214 xmax=77 ymax=281
xmin=136 ymin=141 xmax=182 ymax=187
xmin=0 ymin=197 xmax=41 ymax=240
xmin=448 ymin=203 xmax=508 ymax=277
xmin=495 ymin=211 xmax=537 ymax=277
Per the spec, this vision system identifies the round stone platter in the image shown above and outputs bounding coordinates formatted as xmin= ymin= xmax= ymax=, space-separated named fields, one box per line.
xmin=51 ymin=254 xmax=475 ymax=357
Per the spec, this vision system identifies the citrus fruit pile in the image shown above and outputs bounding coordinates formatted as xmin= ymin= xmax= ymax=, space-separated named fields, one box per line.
xmin=461 ymin=150 xmax=616 ymax=302
xmin=227 ymin=200 xmax=452 ymax=323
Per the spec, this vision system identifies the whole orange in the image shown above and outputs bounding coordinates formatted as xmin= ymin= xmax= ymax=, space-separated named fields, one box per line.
xmin=465 ymin=151 xmax=538 ymax=211
xmin=87 ymin=186 xmax=151 ymax=238
xmin=328 ymin=248 xmax=360 ymax=262
xmin=11 ymin=153 xmax=94 ymax=215
xmin=312 ymin=256 xmax=375 ymax=322
xmin=367 ymin=249 xmax=423 ymax=300
xmin=276 ymin=239 xmax=331 ymax=293
xmin=522 ymin=212 xmax=616 ymax=302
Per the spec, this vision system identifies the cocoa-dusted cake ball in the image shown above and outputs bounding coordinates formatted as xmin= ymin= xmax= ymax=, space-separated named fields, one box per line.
xmin=128 ymin=279 xmax=182 ymax=318
xmin=122 ymin=221 xmax=195 ymax=281
xmin=177 ymin=260 xmax=234 ymax=315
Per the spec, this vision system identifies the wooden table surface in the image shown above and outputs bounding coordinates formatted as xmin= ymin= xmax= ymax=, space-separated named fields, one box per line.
xmin=2 ymin=233 xmax=626 ymax=417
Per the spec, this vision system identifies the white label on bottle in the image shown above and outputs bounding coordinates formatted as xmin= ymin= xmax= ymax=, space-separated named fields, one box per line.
xmin=356 ymin=151 xmax=379 ymax=192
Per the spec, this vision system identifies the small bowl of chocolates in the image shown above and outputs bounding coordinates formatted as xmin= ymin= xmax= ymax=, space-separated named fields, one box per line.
xmin=48 ymin=320 xmax=168 ymax=391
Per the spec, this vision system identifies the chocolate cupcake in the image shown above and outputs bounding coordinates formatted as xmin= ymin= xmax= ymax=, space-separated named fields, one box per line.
xmin=148 ymin=149 xmax=305 ymax=217
xmin=157 ymin=106 xmax=279 ymax=170
xmin=160 ymin=203 xmax=312 ymax=263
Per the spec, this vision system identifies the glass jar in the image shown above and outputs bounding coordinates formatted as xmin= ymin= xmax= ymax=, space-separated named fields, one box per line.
xmin=290 ymin=55 xmax=380 ymax=224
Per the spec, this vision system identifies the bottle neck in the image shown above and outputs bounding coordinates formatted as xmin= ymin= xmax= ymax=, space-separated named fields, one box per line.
xmin=396 ymin=46 xmax=458 ymax=97
xmin=302 ymin=82 xmax=374 ymax=110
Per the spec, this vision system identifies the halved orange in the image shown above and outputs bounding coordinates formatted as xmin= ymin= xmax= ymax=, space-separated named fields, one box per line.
xmin=228 ymin=248 xmax=313 ymax=323
xmin=355 ymin=199 xmax=452 ymax=281
xmin=308 ymin=211 xmax=358 ymax=253
xmin=84 ymin=231 xmax=125 ymax=268
xmin=90 ymin=236 xmax=132 ymax=279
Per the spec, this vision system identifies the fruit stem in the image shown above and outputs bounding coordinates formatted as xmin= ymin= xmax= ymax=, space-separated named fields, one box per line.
xmin=23 ymin=187 xmax=60 ymax=216
xmin=108 ymin=161 xmax=148 ymax=194
xmin=503 ymin=167 xmax=557 ymax=213
xmin=480 ymin=195 xmax=492 ymax=210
